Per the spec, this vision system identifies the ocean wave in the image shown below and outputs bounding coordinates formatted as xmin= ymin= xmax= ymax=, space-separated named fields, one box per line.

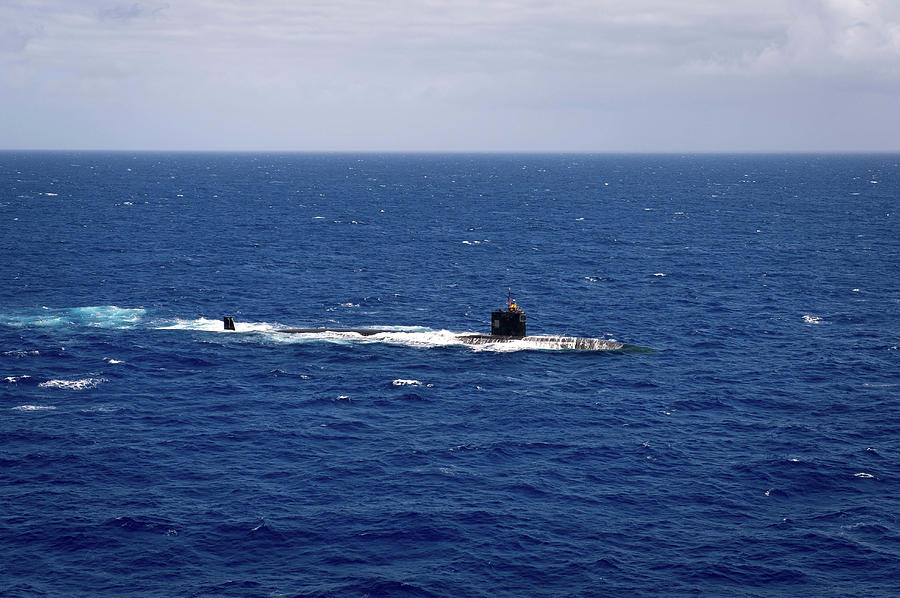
xmin=106 ymin=516 xmax=177 ymax=536
xmin=38 ymin=377 xmax=107 ymax=390
xmin=11 ymin=405 xmax=56 ymax=411
xmin=81 ymin=405 xmax=119 ymax=413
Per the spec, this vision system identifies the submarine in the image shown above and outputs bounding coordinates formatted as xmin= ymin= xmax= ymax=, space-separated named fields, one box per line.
xmin=223 ymin=294 xmax=631 ymax=351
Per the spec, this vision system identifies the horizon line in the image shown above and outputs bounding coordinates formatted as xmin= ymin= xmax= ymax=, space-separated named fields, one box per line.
xmin=2 ymin=148 xmax=900 ymax=155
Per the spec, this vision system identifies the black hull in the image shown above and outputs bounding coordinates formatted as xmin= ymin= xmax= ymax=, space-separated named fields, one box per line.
xmin=277 ymin=328 xmax=386 ymax=336
xmin=457 ymin=334 xmax=625 ymax=351
xmin=223 ymin=318 xmax=638 ymax=352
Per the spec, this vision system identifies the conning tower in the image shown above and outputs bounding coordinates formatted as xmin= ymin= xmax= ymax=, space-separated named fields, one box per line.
xmin=491 ymin=291 xmax=526 ymax=337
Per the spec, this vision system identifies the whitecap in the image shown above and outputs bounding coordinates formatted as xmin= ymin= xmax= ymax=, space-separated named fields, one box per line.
xmin=802 ymin=315 xmax=822 ymax=324
xmin=652 ymin=273 xmax=667 ymax=277
xmin=854 ymin=472 xmax=875 ymax=478
xmin=105 ymin=358 xmax=124 ymax=364
xmin=39 ymin=377 xmax=106 ymax=390
xmin=2 ymin=350 xmax=39 ymax=357
xmin=81 ymin=405 xmax=118 ymax=413
xmin=393 ymin=379 xmax=422 ymax=386
xmin=12 ymin=405 xmax=56 ymax=411
xmin=4 ymin=375 xmax=32 ymax=383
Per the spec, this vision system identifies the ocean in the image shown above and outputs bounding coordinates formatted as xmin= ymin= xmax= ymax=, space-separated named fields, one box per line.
xmin=1 ymin=152 xmax=898 ymax=597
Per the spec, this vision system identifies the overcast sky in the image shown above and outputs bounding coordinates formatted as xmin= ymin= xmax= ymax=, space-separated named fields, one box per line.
xmin=1 ymin=0 xmax=898 ymax=151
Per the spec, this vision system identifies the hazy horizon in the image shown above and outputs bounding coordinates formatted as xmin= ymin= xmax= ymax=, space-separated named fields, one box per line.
xmin=3 ymin=1 xmax=899 ymax=153
xmin=4 ymin=149 xmax=900 ymax=155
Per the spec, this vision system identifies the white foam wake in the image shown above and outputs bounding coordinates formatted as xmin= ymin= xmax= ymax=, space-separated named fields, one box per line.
xmin=71 ymin=306 xmax=146 ymax=327
xmin=0 ymin=306 xmax=146 ymax=329
xmin=156 ymin=317 xmax=278 ymax=333
xmin=257 ymin=329 xmax=467 ymax=349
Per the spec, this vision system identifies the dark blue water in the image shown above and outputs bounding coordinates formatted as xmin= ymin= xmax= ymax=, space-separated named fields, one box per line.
xmin=2 ymin=152 xmax=898 ymax=597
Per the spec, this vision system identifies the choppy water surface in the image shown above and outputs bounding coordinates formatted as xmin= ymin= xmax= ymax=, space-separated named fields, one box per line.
xmin=2 ymin=153 xmax=899 ymax=597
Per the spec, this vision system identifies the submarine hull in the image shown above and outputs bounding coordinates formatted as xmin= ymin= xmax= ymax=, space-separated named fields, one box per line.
xmin=224 ymin=317 xmax=634 ymax=351
xmin=272 ymin=328 xmax=625 ymax=351
xmin=277 ymin=328 xmax=385 ymax=336
xmin=457 ymin=334 xmax=624 ymax=351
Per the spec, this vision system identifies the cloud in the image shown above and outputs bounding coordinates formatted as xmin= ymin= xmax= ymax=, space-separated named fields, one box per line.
xmin=682 ymin=0 xmax=900 ymax=80
xmin=0 ymin=0 xmax=898 ymax=150
xmin=97 ymin=2 xmax=168 ymax=22
xmin=0 ymin=26 xmax=39 ymax=53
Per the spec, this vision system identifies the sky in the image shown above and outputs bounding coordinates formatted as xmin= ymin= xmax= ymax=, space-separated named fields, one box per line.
xmin=1 ymin=0 xmax=899 ymax=152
